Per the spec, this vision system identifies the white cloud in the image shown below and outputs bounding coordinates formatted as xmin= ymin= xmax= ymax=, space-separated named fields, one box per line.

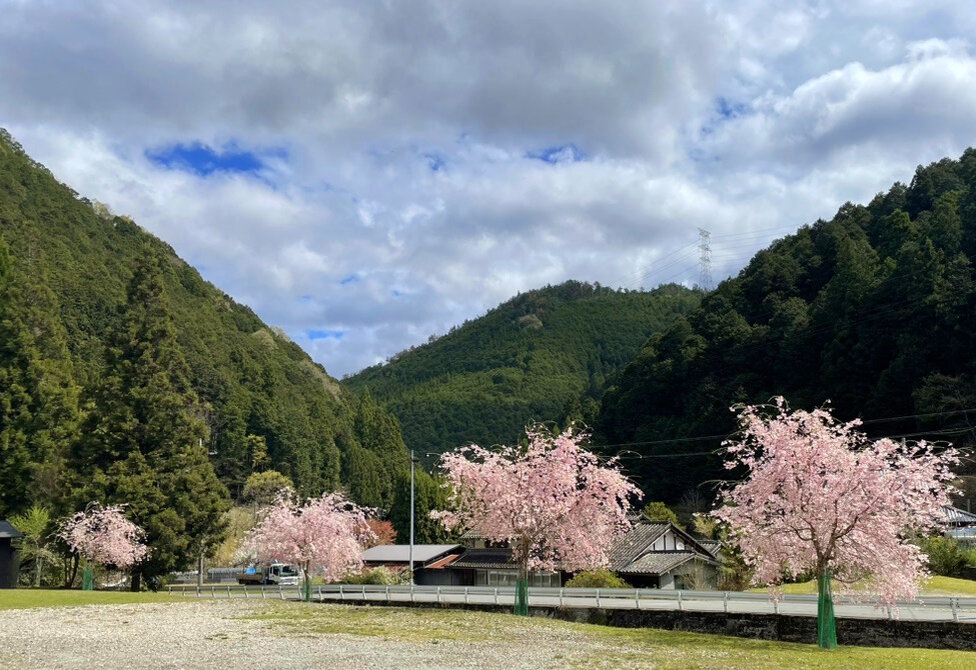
xmin=2 ymin=1 xmax=975 ymax=375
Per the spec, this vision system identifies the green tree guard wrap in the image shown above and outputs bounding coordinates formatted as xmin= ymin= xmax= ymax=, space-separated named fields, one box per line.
xmin=82 ymin=565 xmax=94 ymax=591
xmin=817 ymin=570 xmax=838 ymax=649
xmin=515 ymin=578 xmax=529 ymax=616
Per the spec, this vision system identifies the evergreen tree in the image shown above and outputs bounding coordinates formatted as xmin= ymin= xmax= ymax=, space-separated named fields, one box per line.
xmin=389 ymin=469 xmax=456 ymax=544
xmin=72 ymin=253 xmax=228 ymax=589
xmin=0 ymin=231 xmax=80 ymax=516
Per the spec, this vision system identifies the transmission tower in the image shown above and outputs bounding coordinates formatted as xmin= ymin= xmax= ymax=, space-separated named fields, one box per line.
xmin=697 ymin=228 xmax=712 ymax=291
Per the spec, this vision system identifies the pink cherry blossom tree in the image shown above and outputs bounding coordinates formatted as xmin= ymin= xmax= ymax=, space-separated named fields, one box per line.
xmin=244 ymin=490 xmax=374 ymax=601
xmin=714 ymin=398 xmax=958 ymax=649
xmin=432 ymin=426 xmax=641 ymax=614
xmin=59 ymin=502 xmax=149 ymax=590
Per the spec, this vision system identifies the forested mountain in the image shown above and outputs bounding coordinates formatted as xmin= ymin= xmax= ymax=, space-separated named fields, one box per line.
xmin=598 ymin=151 xmax=976 ymax=505
xmin=0 ymin=129 xmax=407 ymax=521
xmin=347 ymin=281 xmax=700 ymax=457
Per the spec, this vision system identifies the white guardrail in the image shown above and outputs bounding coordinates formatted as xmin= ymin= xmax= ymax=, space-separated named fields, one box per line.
xmin=165 ymin=583 xmax=976 ymax=623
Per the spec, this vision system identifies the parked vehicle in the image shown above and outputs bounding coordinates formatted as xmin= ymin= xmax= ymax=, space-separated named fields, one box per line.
xmin=237 ymin=562 xmax=300 ymax=586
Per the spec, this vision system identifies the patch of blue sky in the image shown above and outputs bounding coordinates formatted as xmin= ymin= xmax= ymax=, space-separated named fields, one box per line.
xmin=307 ymin=329 xmax=345 ymax=341
xmin=340 ymin=274 xmax=359 ymax=285
xmin=716 ymin=97 xmax=747 ymax=119
xmin=526 ymin=143 xmax=586 ymax=164
xmin=145 ymin=141 xmax=287 ymax=177
xmin=424 ymin=152 xmax=446 ymax=172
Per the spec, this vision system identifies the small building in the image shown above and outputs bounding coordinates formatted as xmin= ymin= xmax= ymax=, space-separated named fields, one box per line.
xmin=445 ymin=547 xmax=563 ymax=587
xmin=0 ymin=520 xmax=22 ymax=589
xmin=607 ymin=519 xmax=720 ymax=589
xmin=944 ymin=505 xmax=976 ymax=546
xmin=360 ymin=544 xmax=463 ymax=586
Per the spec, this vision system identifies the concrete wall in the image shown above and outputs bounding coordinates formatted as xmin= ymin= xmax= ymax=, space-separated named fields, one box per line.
xmin=347 ymin=600 xmax=976 ymax=651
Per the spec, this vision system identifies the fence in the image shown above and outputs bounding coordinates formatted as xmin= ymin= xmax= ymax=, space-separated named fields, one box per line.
xmin=165 ymin=583 xmax=976 ymax=623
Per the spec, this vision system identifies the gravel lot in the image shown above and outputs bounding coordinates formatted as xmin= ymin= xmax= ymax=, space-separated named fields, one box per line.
xmin=0 ymin=600 xmax=606 ymax=670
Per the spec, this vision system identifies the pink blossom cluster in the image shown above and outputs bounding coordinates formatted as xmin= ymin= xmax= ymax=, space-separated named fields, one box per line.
xmin=59 ymin=503 xmax=149 ymax=569
xmin=714 ymin=398 xmax=958 ymax=605
xmin=244 ymin=490 xmax=374 ymax=582
xmin=433 ymin=426 xmax=641 ymax=573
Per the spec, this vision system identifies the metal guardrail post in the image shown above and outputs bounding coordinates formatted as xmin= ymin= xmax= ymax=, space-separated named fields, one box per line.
xmin=211 ymin=585 xmax=215 ymax=599
xmin=319 ymin=585 xmax=323 ymax=601
xmin=723 ymin=592 xmax=728 ymax=613
xmin=411 ymin=586 xmax=415 ymax=603
xmin=386 ymin=585 xmax=390 ymax=603
xmin=559 ymin=588 xmax=564 ymax=607
xmin=464 ymin=587 xmax=468 ymax=604
xmin=227 ymin=585 xmax=231 ymax=598
xmin=339 ymin=584 xmax=344 ymax=601
xmin=596 ymin=588 xmax=600 ymax=608
xmin=436 ymin=586 xmax=441 ymax=604
xmin=773 ymin=598 xmax=779 ymax=615
xmin=887 ymin=604 xmax=892 ymax=620
xmin=196 ymin=585 xmax=201 ymax=598
xmin=244 ymin=585 xmax=248 ymax=599
xmin=494 ymin=587 xmax=498 ymax=605
xmin=261 ymin=585 xmax=266 ymax=600
xmin=953 ymin=598 xmax=959 ymax=622
xmin=279 ymin=585 xmax=284 ymax=600
xmin=677 ymin=591 xmax=682 ymax=611
xmin=362 ymin=585 xmax=366 ymax=601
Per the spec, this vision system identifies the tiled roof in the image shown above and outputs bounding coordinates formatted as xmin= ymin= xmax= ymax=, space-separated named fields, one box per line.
xmin=362 ymin=544 xmax=461 ymax=564
xmin=606 ymin=523 xmax=669 ymax=570
xmin=697 ymin=540 xmax=722 ymax=558
xmin=0 ymin=520 xmax=21 ymax=539
xmin=619 ymin=551 xmax=700 ymax=575
xmin=450 ymin=548 xmax=514 ymax=570
xmin=944 ymin=506 xmax=976 ymax=526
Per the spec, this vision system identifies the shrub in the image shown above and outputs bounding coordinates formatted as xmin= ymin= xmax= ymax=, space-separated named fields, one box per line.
xmin=919 ymin=535 xmax=970 ymax=577
xmin=565 ymin=569 xmax=630 ymax=589
xmin=341 ymin=567 xmax=402 ymax=585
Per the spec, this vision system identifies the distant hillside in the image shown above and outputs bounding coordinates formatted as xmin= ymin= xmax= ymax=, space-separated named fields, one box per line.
xmin=598 ymin=151 xmax=976 ymax=505
xmin=347 ymin=281 xmax=700 ymax=457
xmin=0 ymin=129 xmax=406 ymax=509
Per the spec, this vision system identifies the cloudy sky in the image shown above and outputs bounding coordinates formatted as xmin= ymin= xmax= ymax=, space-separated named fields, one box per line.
xmin=3 ymin=1 xmax=976 ymax=377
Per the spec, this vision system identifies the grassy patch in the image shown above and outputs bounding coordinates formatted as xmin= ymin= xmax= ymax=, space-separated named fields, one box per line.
xmin=0 ymin=589 xmax=178 ymax=610
xmin=751 ymin=575 xmax=976 ymax=597
xmin=246 ymin=602 xmax=976 ymax=669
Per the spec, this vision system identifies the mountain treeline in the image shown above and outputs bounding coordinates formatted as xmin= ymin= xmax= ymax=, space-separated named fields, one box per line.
xmin=598 ymin=151 xmax=976 ymax=504
xmin=347 ymin=281 xmax=700 ymax=459
xmin=0 ymin=130 xmax=407 ymax=583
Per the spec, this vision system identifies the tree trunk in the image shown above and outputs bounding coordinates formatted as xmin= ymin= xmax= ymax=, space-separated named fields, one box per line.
xmin=515 ymin=555 xmax=529 ymax=616
xmin=130 ymin=569 xmax=141 ymax=592
xmin=34 ymin=552 xmax=42 ymax=587
xmin=66 ymin=555 xmax=79 ymax=588
xmin=302 ymin=566 xmax=311 ymax=602
xmin=816 ymin=570 xmax=838 ymax=649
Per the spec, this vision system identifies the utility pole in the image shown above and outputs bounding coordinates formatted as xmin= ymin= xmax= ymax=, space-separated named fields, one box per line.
xmin=409 ymin=449 xmax=415 ymax=585
xmin=698 ymin=228 xmax=712 ymax=292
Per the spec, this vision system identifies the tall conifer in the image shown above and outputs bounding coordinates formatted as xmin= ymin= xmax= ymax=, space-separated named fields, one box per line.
xmin=73 ymin=252 xmax=228 ymax=589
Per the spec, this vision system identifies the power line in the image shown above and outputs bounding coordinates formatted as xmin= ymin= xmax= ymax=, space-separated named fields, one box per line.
xmin=593 ymin=408 xmax=976 ymax=454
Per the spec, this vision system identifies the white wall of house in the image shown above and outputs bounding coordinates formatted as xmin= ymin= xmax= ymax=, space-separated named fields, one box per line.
xmin=650 ymin=529 xmax=685 ymax=551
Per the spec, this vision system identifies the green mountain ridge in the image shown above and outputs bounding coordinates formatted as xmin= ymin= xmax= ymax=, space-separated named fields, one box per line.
xmin=347 ymin=280 xmax=701 ymax=458
xmin=0 ymin=129 xmax=406 ymax=511
xmin=598 ymin=151 xmax=976 ymax=504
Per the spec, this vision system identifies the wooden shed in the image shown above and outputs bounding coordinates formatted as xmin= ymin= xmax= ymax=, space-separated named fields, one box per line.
xmin=0 ymin=520 xmax=22 ymax=588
